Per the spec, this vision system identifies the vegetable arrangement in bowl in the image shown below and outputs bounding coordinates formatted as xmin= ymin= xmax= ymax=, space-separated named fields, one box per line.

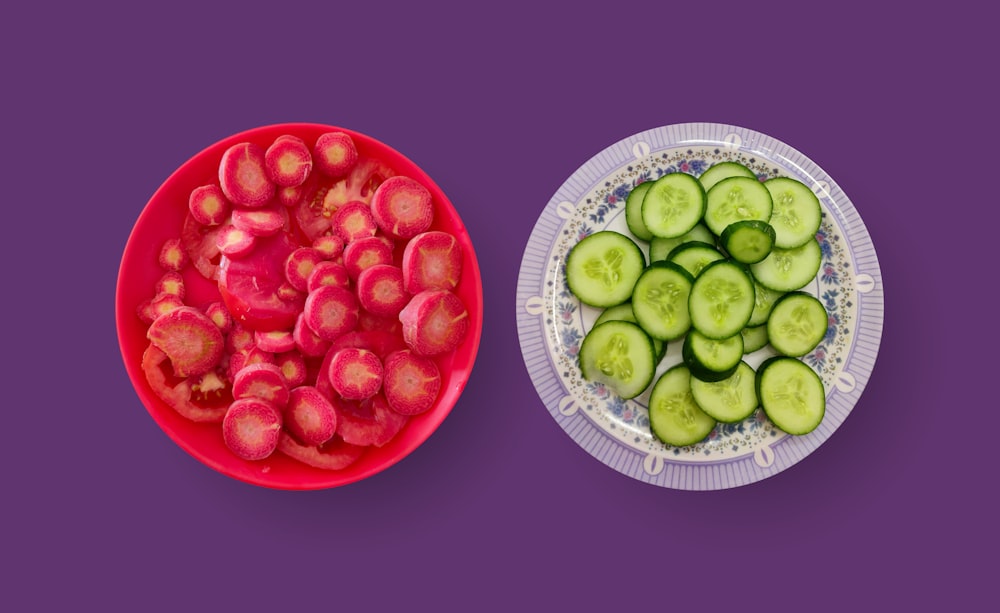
xmin=117 ymin=124 xmax=482 ymax=490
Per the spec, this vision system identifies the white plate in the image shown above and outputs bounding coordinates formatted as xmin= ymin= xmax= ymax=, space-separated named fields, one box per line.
xmin=516 ymin=123 xmax=883 ymax=490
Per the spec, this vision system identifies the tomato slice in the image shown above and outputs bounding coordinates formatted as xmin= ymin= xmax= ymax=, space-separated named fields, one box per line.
xmin=142 ymin=344 xmax=232 ymax=423
xmin=294 ymin=157 xmax=394 ymax=242
xmin=218 ymin=231 xmax=305 ymax=332
xmin=181 ymin=213 xmax=223 ymax=280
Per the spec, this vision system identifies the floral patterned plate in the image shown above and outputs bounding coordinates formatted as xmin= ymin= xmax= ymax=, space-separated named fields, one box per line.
xmin=516 ymin=123 xmax=883 ymax=490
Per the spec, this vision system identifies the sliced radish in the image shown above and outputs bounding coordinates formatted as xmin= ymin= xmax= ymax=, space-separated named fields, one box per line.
xmin=155 ymin=271 xmax=186 ymax=299
xmin=147 ymin=306 xmax=225 ymax=377
xmin=216 ymin=224 xmax=257 ymax=258
xmin=328 ymin=348 xmax=383 ymax=400
xmin=382 ymin=350 xmax=441 ymax=415
xmin=402 ymin=231 xmax=462 ymax=294
xmin=219 ymin=142 xmax=275 ymax=208
xmin=307 ymin=261 xmax=350 ymax=292
xmin=265 ymin=134 xmax=313 ymax=187
xmin=188 ymin=184 xmax=231 ymax=226
xmin=312 ymin=234 xmax=344 ymax=259
xmin=232 ymin=362 xmax=290 ymax=408
xmin=356 ymin=264 xmax=407 ymax=317
xmin=331 ymin=200 xmax=377 ymax=243
xmin=370 ymin=176 xmax=434 ymax=240
xmin=315 ymin=330 xmax=407 ymax=400
xmin=276 ymin=432 xmax=366 ymax=470
xmin=218 ymin=232 xmax=305 ymax=332
xmin=222 ymin=398 xmax=283 ymax=461
xmin=303 ymin=285 xmax=359 ymax=341
xmin=254 ymin=329 xmax=295 ymax=353
xmin=293 ymin=312 xmax=331 ymax=357
xmin=342 ymin=235 xmax=394 ymax=280
xmin=139 ymin=293 xmax=185 ymax=324
xmin=275 ymin=351 xmax=308 ymax=388
xmin=398 ymin=290 xmax=469 ymax=356
xmin=314 ymin=132 xmax=359 ymax=178
xmin=284 ymin=386 xmax=337 ymax=446
xmin=358 ymin=310 xmax=404 ymax=337
xmin=333 ymin=393 xmax=408 ymax=448
xmin=284 ymin=247 xmax=325 ymax=292
xmin=142 ymin=345 xmax=231 ymax=423
xmin=159 ymin=238 xmax=189 ymax=272
xmin=226 ymin=323 xmax=255 ymax=354
xmin=231 ymin=206 xmax=286 ymax=237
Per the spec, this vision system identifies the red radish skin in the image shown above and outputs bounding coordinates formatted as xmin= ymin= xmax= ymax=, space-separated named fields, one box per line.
xmin=205 ymin=302 xmax=233 ymax=334
xmin=142 ymin=345 xmax=231 ymax=423
xmin=277 ymin=432 xmax=366 ymax=470
xmin=329 ymin=348 xmax=383 ymax=400
xmin=155 ymin=271 xmax=186 ymax=299
xmin=275 ymin=351 xmax=308 ymax=387
xmin=147 ymin=306 xmax=225 ymax=377
xmin=398 ymin=290 xmax=469 ymax=356
xmin=159 ymin=238 xmax=189 ymax=271
xmin=370 ymin=176 xmax=434 ymax=240
xmin=331 ymin=201 xmax=377 ymax=243
xmin=356 ymin=264 xmax=408 ymax=317
xmin=382 ymin=350 xmax=441 ymax=415
xmin=231 ymin=206 xmax=286 ymax=237
xmin=402 ymin=231 xmax=463 ymax=294
xmin=314 ymin=132 xmax=359 ymax=178
xmin=293 ymin=312 xmax=331 ymax=357
xmin=219 ymin=142 xmax=275 ymax=208
xmin=333 ymin=393 xmax=408 ymax=448
xmin=254 ymin=329 xmax=295 ymax=353
xmin=188 ymin=184 xmax=231 ymax=226
xmin=307 ymin=261 xmax=351 ymax=292
xmin=284 ymin=386 xmax=337 ymax=446
xmin=342 ymin=236 xmax=394 ymax=280
xmin=312 ymin=234 xmax=344 ymax=259
xmin=218 ymin=232 xmax=305 ymax=332
xmin=216 ymin=224 xmax=257 ymax=258
xmin=265 ymin=135 xmax=313 ymax=187
xmin=303 ymin=285 xmax=359 ymax=341
xmin=232 ymin=363 xmax=290 ymax=408
xmin=222 ymin=398 xmax=283 ymax=461
xmin=284 ymin=247 xmax=325 ymax=292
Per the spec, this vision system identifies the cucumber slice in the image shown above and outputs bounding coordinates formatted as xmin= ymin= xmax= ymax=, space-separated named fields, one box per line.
xmin=566 ymin=231 xmax=645 ymax=307
xmin=764 ymin=177 xmax=822 ymax=249
xmin=630 ymin=261 xmax=694 ymax=341
xmin=688 ymin=260 xmax=755 ymax=340
xmin=641 ymin=172 xmax=706 ymax=239
xmin=767 ymin=291 xmax=828 ymax=357
xmin=667 ymin=241 xmax=725 ymax=278
xmin=682 ymin=330 xmax=743 ymax=382
xmin=749 ymin=237 xmax=822 ymax=292
xmin=649 ymin=223 xmax=715 ymax=262
xmin=704 ymin=176 xmax=773 ymax=237
xmin=740 ymin=324 xmax=769 ymax=354
xmin=756 ymin=357 xmax=826 ymax=435
xmin=593 ymin=303 xmax=666 ymax=364
xmin=720 ymin=220 xmax=776 ymax=265
xmin=579 ymin=321 xmax=657 ymax=399
xmin=747 ymin=279 xmax=785 ymax=327
xmin=690 ymin=361 xmax=758 ymax=423
xmin=648 ymin=365 xmax=717 ymax=447
xmin=698 ymin=161 xmax=756 ymax=192
xmin=625 ymin=181 xmax=654 ymax=242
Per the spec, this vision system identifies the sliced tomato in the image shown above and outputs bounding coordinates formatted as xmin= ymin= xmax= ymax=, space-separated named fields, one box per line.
xmin=276 ymin=432 xmax=367 ymax=470
xmin=294 ymin=156 xmax=394 ymax=243
xmin=331 ymin=393 xmax=408 ymax=448
xmin=142 ymin=344 xmax=232 ymax=423
xmin=218 ymin=232 xmax=305 ymax=332
xmin=181 ymin=213 xmax=223 ymax=280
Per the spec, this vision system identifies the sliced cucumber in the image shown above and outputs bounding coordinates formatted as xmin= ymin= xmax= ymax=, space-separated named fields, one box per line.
xmin=740 ymin=324 xmax=769 ymax=354
xmin=698 ymin=161 xmax=756 ymax=192
xmin=648 ymin=365 xmax=717 ymax=447
xmin=630 ymin=261 xmax=694 ymax=341
xmin=749 ymin=237 xmax=822 ymax=292
xmin=682 ymin=330 xmax=743 ymax=382
xmin=747 ymin=279 xmax=785 ymax=327
xmin=756 ymin=356 xmax=825 ymax=435
xmin=703 ymin=176 xmax=773 ymax=237
xmin=649 ymin=223 xmax=715 ymax=262
xmin=720 ymin=220 xmax=776 ymax=265
xmin=566 ymin=231 xmax=645 ymax=307
xmin=767 ymin=291 xmax=828 ymax=357
xmin=688 ymin=260 xmax=755 ymax=340
xmin=579 ymin=321 xmax=656 ymax=399
xmin=625 ymin=181 xmax=654 ymax=242
xmin=641 ymin=172 xmax=706 ymax=239
xmin=764 ymin=177 xmax=822 ymax=249
xmin=667 ymin=241 xmax=725 ymax=278
xmin=593 ymin=303 xmax=666 ymax=364
xmin=690 ymin=361 xmax=758 ymax=423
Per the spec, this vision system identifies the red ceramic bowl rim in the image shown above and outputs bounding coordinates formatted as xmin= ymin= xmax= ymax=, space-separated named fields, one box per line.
xmin=116 ymin=123 xmax=483 ymax=490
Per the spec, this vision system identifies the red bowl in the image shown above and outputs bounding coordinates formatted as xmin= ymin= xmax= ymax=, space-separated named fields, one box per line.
xmin=116 ymin=123 xmax=483 ymax=490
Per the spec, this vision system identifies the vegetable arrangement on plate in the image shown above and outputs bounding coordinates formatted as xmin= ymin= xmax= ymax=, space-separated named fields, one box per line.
xmin=566 ymin=161 xmax=828 ymax=446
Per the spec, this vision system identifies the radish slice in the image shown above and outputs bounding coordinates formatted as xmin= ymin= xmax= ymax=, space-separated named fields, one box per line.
xmin=333 ymin=393 xmax=407 ymax=448
xmin=146 ymin=306 xmax=225 ymax=377
xmin=219 ymin=142 xmax=275 ymax=208
xmin=398 ymin=290 xmax=469 ymax=356
xmin=216 ymin=224 xmax=257 ymax=258
xmin=314 ymin=132 xmax=359 ymax=178
xmin=284 ymin=247 xmax=325 ymax=292
xmin=265 ymin=135 xmax=313 ymax=187
xmin=155 ymin=272 xmax=186 ymax=299
xmin=342 ymin=236 xmax=394 ymax=280
xmin=188 ymin=184 xmax=231 ymax=226
xmin=254 ymin=329 xmax=295 ymax=353
xmin=370 ymin=176 xmax=434 ymax=239
xmin=275 ymin=351 xmax=308 ymax=388
xmin=382 ymin=350 xmax=441 ymax=415
xmin=331 ymin=201 xmax=377 ymax=243
xmin=303 ymin=285 xmax=359 ymax=341
xmin=328 ymin=348 xmax=383 ymax=400
xmin=284 ymin=386 xmax=337 ymax=446
xmin=307 ymin=261 xmax=350 ymax=292
xmin=402 ymin=231 xmax=462 ymax=294
xmin=222 ymin=398 xmax=283 ymax=461
xmin=231 ymin=206 xmax=286 ymax=237
xmin=232 ymin=363 xmax=290 ymax=408
xmin=276 ymin=432 xmax=366 ymax=470
xmin=312 ymin=234 xmax=344 ymax=259
xmin=293 ymin=312 xmax=331 ymax=357
xmin=159 ymin=238 xmax=189 ymax=272
xmin=356 ymin=264 xmax=407 ymax=317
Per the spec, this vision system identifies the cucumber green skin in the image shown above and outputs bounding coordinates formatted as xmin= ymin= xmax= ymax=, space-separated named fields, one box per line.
xmin=625 ymin=182 xmax=654 ymax=242
xmin=688 ymin=260 xmax=756 ymax=340
xmin=764 ymin=177 xmax=822 ymax=249
xmin=666 ymin=241 xmax=725 ymax=278
xmin=704 ymin=176 xmax=773 ymax=237
xmin=720 ymin=220 xmax=776 ymax=265
xmin=690 ymin=361 xmax=758 ymax=423
xmin=682 ymin=331 xmax=743 ymax=382
xmin=648 ymin=364 xmax=717 ymax=447
xmin=641 ymin=173 xmax=707 ymax=239
xmin=699 ymin=161 xmax=756 ymax=191
xmin=579 ymin=321 xmax=656 ymax=400
xmin=766 ymin=291 xmax=828 ymax=357
xmin=566 ymin=231 xmax=646 ymax=308
xmin=755 ymin=356 xmax=826 ymax=435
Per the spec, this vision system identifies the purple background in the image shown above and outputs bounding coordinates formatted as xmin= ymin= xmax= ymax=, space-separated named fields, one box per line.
xmin=4 ymin=2 xmax=995 ymax=611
